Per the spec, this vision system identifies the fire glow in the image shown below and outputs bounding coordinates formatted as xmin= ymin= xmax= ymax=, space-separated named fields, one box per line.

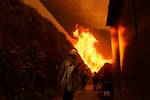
xmin=118 ymin=26 xmax=126 ymax=70
xmin=71 ymin=25 xmax=112 ymax=73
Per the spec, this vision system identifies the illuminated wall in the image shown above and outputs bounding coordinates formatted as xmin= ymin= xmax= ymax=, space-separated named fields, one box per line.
xmin=108 ymin=0 xmax=150 ymax=100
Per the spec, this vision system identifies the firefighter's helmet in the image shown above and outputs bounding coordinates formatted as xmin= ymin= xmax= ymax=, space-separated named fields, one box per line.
xmin=69 ymin=49 xmax=78 ymax=56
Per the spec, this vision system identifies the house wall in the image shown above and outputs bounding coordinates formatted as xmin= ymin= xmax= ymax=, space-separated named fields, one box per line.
xmin=110 ymin=0 xmax=150 ymax=100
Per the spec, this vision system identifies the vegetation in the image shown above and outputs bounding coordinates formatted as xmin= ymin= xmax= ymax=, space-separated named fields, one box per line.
xmin=0 ymin=0 xmax=73 ymax=99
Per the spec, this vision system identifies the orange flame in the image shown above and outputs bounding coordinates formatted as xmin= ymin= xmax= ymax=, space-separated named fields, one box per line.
xmin=71 ymin=25 xmax=112 ymax=73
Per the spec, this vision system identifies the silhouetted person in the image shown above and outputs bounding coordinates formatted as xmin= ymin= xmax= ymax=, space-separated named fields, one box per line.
xmin=80 ymin=69 xmax=89 ymax=90
xmin=102 ymin=69 xmax=113 ymax=81
xmin=101 ymin=63 xmax=114 ymax=97
xmin=59 ymin=49 xmax=80 ymax=100
xmin=93 ymin=71 xmax=99 ymax=91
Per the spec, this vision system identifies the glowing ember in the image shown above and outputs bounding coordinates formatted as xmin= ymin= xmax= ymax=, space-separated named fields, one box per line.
xmin=71 ymin=25 xmax=112 ymax=73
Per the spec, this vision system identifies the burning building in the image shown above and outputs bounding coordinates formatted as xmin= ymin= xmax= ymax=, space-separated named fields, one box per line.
xmin=71 ymin=24 xmax=112 ymax=73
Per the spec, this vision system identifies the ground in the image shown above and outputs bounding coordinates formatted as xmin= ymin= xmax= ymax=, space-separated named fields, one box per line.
xmin=73 ymin=83 xmax=100 ymax=100
xmin=54 ymin=79 xmax=102 ymax=100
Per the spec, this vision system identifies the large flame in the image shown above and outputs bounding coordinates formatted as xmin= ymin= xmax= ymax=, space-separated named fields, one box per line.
xmin=71 ymin=25 xmax=112 ymax=73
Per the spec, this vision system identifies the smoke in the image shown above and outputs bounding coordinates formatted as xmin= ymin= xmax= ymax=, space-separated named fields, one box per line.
xmin=41 ymin=0 xmax=109 ymax=29
xmin=77 ymin=0 xmax=109 ymax=29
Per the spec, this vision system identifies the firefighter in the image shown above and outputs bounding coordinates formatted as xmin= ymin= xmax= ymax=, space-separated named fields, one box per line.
xmin=101 ymin=63 xmax=114 ymax=97
xmin=59 ymin=48 xmax=81 ymax=100
xmin=80 ymin=68 xmax=89 ymax=90
xmin=93 ymin=71 xmax=99 ymax=91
